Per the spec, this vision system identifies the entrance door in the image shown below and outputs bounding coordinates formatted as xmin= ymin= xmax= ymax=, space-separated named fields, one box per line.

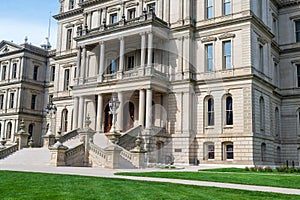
xmin=123 ymin=102 xmax=134 ymax=131
xmin=104 ymin=105 xmax=112 ymax=133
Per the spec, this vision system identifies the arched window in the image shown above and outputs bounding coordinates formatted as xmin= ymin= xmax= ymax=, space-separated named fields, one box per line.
xmin=226 ymin=96 xmax=233 ymax=125
xmin=28 ymin=124 xmax=34 ymax=139
xmin=260 ymin=97 xmax=265 ymax=132
xmin=61 ymin=109 xmax=68 ymax=132
xmin=275 ymin=108 xmax=279 ymax=137
xmin=223 ymin=142 xmax=234 ymax=160
xmin=261 ymin=143 xmax=266 ymax=161
xmin=6 ymin=122 xmax=12 ymax=139
xmin=206 ymin=97 xmax=214 ymax=126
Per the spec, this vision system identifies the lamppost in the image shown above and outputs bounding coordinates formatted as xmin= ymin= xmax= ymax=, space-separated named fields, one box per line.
xmin=45 ymin=100 xmax=57 ymax=136
xmin=108 ymin=93 xmax=121 ymax=143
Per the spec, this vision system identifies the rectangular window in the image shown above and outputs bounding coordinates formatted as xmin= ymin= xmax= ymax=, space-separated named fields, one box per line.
xmin=147 ymin=3 xmax=156 ymax=13
xmin=297 ymin=65 xmax=300 ymax=87
xmin=223 ymin=41 xmax=232 ymax=69
xmin=33 ymin=66 xmax=39 ymax=80
xmin=206 ymin=0 xmax=213 ymax=19
xmin=9 ymin=93 xmax=14 ymax=109
xmin=223 ymin=0 xmax=231 ymax=15
xmin=12 ymin=63 xmax=17 ymax=79
xmin=226 ymin=145 xmax=234 ymax=159
xmin=66 ymin=29 xmax=73 ymax=50
xmin=2 ymin=65 xmax=7 ymax=80
xmin=69 ymin=0 xmax=75 ymax=9
xmin=31 ymin=95 xmax=37 ymax=110
xmin=109 ymin=60 xmax=117 ymax=74
xmin=208 ymin=145 xmax=215 ymax=159
xmin=295 ymin=20 xmax=300 ymax=42
xmin=50 ymin=66 xmax=55 ymax=82
xmin=127 ymin=56 xmax=135 ymax=69
xmin=110 ymin=13 xmax=118 ymax=24
xmin=0 ymin=94 xmax=4 ymax=109
xmin=64 ymin=69 xmax=70 ymax=91
xmin=128 ymin=8 xmax=136 ymax=19
xmin=205 ymin=44 xmax=213 ymax=72
xmin=273 ymin=17 xmax=278 ymax=41
xmin=207 ymin=98 xmax=214 ymax=126
xmin=259 ymin=45 xmax=264 ymax=71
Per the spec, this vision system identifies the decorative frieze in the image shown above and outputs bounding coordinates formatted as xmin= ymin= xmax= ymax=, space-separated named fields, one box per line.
xmin=218 ymin=33 xmax=236 ymax=40
xmin=201 ymin=36 xmax=217 ymax=43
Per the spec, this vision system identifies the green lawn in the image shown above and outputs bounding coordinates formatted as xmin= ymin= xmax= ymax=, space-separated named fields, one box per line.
xmin=0 ymin=171 xmax=299 ymax=200
xmin=116 ymin=169 xmax=300 ymax=189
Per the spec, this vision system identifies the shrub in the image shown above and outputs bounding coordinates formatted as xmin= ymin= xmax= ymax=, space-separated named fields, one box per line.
xmin=264 ymin=166 xmax=273 ymax=172
xmin=257 ymin=166 xmax=264 ymax=172
xmin=250 ymin=166 xmax=257 ymax=172
xmin=244 ymin=166 xmax=250 ymax=171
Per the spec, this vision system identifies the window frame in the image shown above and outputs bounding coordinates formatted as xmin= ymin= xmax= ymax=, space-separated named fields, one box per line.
xmin=31 ymin=94 xmax=37 ymax=110
xmin=127 ymin=55 xmax=135 ymax=70
xmin=223 ymin=40 xmax=232 ymax=70
xmin=127 ymin=8 xmax=136 ymax=20
xmin=12 ymin=63 xmax=17 ymax=79
xmin=66 ymin=29 xmax=73 ymax=50
xmin=206 ymin=0 xmax=214 ymax=19
xmin=0 ymin=94 xmax=4 ymax=109
xmin=295 ymin=20 xmax=300 ymax=43
xmin=223 ymin=142 xmax=234 ymax=160
xmin=6 ymin=122 xmax=12 ymax=140
xmin=147 ymin=3 xmax=156 ymax=13
xmin=50 ymin=66 xmax=55 ymax=82
xmin=206 ymin=97 xmax=214 ymax=127
xmin=260 ymin=97 xmax=265 ymax=132
xmin=9 ymin=93 xmax=14 ymax=109
xmin=297 ymin=64 xmax=300 ymax=87
xmin=64 ymin=69 xmax=70 ymax=91
xmin=33 ymin=65 xmax=39 ymax=80
xmin=205 ymin=43 xmax=214 ymax=72
xmin=110 ymin=13 xmax=118 ymax=24
xmin=225 ymin=96 xmax=233 ymax=126
xmin=69 ymin=0 xmax=75 ymax=9
xmin=2 ymin=65 xmax=7 ymax=80
xmin=223 ymin=0 xmax=231 ymax=15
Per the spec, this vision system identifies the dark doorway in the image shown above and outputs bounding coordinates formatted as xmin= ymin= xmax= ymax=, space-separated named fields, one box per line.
xmin=104 ymin=105 xmax=113 ymax=133
xmin=123 ymin=102 xmax=134 ymax=131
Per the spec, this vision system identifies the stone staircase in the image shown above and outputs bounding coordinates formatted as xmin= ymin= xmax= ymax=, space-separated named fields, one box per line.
xmin=0 ymin=148 xmax=51 ymax=166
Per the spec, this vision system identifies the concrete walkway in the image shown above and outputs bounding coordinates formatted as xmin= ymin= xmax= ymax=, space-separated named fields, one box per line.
xmin=1 ymin=163 xmax=300 ymax=195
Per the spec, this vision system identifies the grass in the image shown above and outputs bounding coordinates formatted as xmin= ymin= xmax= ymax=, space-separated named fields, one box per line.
xmin=116 ymin=168 xmax=300 ymax=189
xmin=0 ymin=171 xmax=299 ymax=200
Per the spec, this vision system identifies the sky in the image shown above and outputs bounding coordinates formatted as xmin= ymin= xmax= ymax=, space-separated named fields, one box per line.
xmin=0 ymin=0 xmax=59 ymax=48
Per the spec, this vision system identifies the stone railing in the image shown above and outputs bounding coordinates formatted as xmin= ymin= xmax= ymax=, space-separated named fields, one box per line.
xmin=61 ymin=129 xmax=80 ymax=143
xmin=120 ymin=147 xmax=132 ymax=162
xmin=118 ymin=125 xmax=142 ymax=151
xmin=0 ymin=144 xmax=18 ymax=159
xmin=89 ymin=141 xmax=106 ymax=167
xmin=65 ymin=143 xmax=84 ymax=167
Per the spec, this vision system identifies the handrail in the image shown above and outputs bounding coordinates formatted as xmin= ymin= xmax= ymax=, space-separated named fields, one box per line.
xmin=0 ymin=143 xmax=18 ymax=159
xmin=119 ymin=146 xmax=132 ymax=162
xmin=61 ymin=128 xmax=80 ymax=143
xmin=89 ymin=142 xmax=106 ymax=160
xmin=65 ymin=143 xmax=84 ymax=158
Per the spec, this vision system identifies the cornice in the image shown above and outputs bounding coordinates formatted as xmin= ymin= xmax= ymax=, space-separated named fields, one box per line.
xmin=54 ymin=52 xmax=77 ymax=60
xmin=79 ymin=0 xmax=111 ymax=8
xmin=53 ymin=8 xmax=83 ymax=20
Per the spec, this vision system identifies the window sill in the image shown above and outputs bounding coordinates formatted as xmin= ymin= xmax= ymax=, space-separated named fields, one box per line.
xmin=205 ymin=126 xmax=214 ymax=129
xmin=223 ymin=125 xmax=233 ymax=129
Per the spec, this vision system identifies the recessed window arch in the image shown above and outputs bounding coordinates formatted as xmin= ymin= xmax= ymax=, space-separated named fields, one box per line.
xmin=205 ymin=96 xmax=214 ymax=126
xmin=260 ymin=97 xmax=265 ymax=132
xmin=225 ymin=95 xmax=233 ymax=125
xmin=61 ymin=109 xmax=69 ymax=132
xmin=204 ymin=142 xmax=215 ymax=160
xmin=222 ymin=142 xmax=234 ymax=160
xmin=6 ymin=122 xmax=12 ymax=140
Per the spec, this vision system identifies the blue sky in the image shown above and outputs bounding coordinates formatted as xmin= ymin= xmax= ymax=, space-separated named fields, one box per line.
xmin=0 ymin=0 xmax=59 ymax=48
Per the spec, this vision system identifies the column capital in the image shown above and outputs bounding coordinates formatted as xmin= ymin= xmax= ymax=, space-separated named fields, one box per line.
xmin=119 ymin=36 xmax=124 ymax=41
xmin=140 ymin=32 xmax=147 ymax=37
xmin=99 ymin=41 xmax=105 ymax=45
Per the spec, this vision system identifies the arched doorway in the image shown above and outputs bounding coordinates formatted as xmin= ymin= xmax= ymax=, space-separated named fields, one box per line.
xmin=104 ymin=104 xmax=112 ymax=133
xmin=123 ymin=102 xmax=134 ymax=131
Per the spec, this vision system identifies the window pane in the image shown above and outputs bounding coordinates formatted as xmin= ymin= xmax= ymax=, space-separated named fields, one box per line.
xmin=207 ymin=8 xmax=213 ymax=19
xmin=226 ymin=145 xmax=234 ymax=159
xmin=206 ymin=44 xmax=213 ymax=71
xmin=208 ymin=145 xmax=215 ymax=159
xmin=224 ymin=2 xmax=231 ymax=15
xmin=226 ymin=97 xmax=233 ymax=125
xmin=296 ymin=21 xmax=300 ymax=31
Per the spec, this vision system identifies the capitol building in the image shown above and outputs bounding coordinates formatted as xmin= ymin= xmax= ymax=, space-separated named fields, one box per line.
xmin=0 ymin=0 xmax=300 ymax=167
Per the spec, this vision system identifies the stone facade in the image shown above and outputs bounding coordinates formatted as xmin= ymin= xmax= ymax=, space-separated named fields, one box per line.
xmin=1 ymin=0 xmax=300 ymax=166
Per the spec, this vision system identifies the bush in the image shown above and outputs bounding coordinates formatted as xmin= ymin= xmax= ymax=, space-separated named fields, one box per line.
xmin=264 ymin=166 xmax=273 ymax=172
xmin=244 ymin=166 xmax=250 ymax=171
xmin=257 ymin=166 xmax=264 ymax=172
xmin=250 ymin=166 xmax=257 ymax=172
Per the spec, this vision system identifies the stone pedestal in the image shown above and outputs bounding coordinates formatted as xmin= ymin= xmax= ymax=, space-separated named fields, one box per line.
xmin=79 ymin=127 xmax=96 ymax=167
xmin=43 ymin=135 xmax=56 ymax=148
xmin=15 ymin=131 xmax=30 ymax=150
xmin=49 ymin=142 xmax=68 ymax=167
xmin=104 ymin=145 xmax=122 ymax=169
xmin=130 ymin=150 xmax=146 ymax=168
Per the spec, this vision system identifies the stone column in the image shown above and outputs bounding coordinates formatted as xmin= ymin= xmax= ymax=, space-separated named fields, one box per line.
xmin=97 ymin=9 xmax=101 ymax=27
xmin=183 ymin=35 xmax=191 ymax=79
xmin=80 ymin=46 xmax=87 ymax=82
xmin=78 ymin=96 xmax=85 ymax=129
xmin=164 ymin=0 xmax=170 ymax=23
xmin=76 ymin=47 xmax=81 ymax=79
xmin=98 ymin=41 xmax=105 ymax=82
xmin=96 ymin=94 xmax=103 ymax=132
xmin=118 ymin=37 xmax=125 ymax=79
xmin=139 ymin=89 xmax=145 ymax=126
xmin=87 ymin=12 xmax=92 ymax=30
xmin=140 ymin=32 xmax=146 ymax=68
xmin=184 ymin=0 xmax=191 ymax=24
xmin=73 ymin=97 xmax=79 ymax=129
xmin=117 ymin=92 xmax=124 ymax=132
xmin=145 ymin=89 xmax=152 ymax=129
xmin=147 ymin=32 xmax=154 ymax=66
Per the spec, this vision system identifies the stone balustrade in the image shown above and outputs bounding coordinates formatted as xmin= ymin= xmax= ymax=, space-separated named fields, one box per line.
xmin=0 ymin=144 xmax=18 ymax=159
